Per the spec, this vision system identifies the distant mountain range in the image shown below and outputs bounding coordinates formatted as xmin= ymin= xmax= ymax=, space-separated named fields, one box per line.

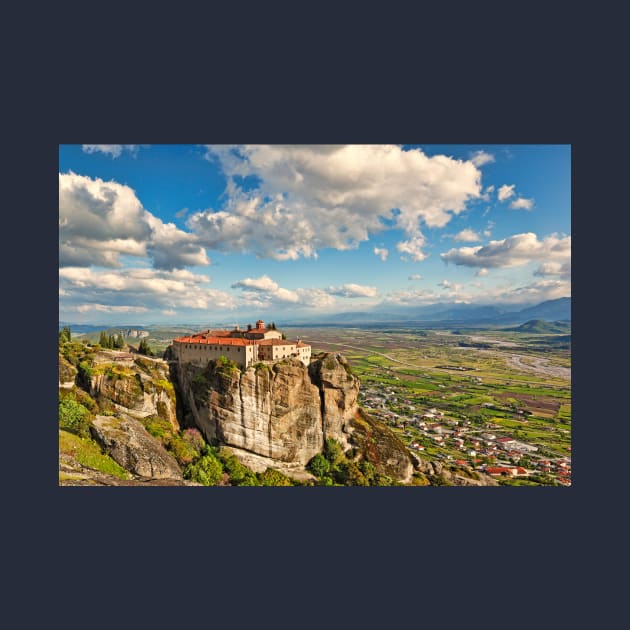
xmin=289 ymin=297 xmax=571 ymax=326
xmin=61 ymin=297 xmax=571 ymax=331
xmin=506 ymin=319 xmax=571 ymax=334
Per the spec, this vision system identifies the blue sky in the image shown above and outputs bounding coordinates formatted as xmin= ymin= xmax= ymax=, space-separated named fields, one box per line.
xmin=59 ymin=144 xmax=571 ymax=325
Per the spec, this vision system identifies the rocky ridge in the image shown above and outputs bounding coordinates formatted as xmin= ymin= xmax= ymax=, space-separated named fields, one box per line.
xmin=171 ymin=352 xmax=414 ymax=483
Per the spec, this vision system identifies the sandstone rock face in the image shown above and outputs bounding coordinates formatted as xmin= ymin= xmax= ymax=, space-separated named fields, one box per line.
xmin=90 ymin=415 xmax=183 ymax=479
xmin=171 ymin=351 xmax=415 ymax=482
xmin=176 ymin=359 xmax=323 ymax=464
xmin=308 ymin=353 xmax=359 ymax=450
xmin=88 ymin=357 xmax=179 ymax=430
xmin=59 ymin=354 xmax=77 ymax=389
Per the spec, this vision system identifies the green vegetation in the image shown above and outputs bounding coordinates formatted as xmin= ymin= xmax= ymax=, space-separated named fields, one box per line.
xmin=290 ymin=324 xmax=570 ymax=486
xmin=306 ymin=453 xmax=330 ymax=477
xmin=98 ymin=330 xmax=124 ymax=349
xmin=137 ymin=337 xmax=153 ymax=356
xmin=58 ymin=392 xmax=93 ymax=438
xmin=258 ymin=468 xmax=294 ymax=486
xmin=305 ymin=438 xmax=397 ymax=486
xmin=59 ymin=326 xmax=72 ymax=343
xmin=220 ymin=450 xmax=260 ymax=486
xmin=182 ymin=444 xmax=298 ymax=486
xmin=184 ymin=449 xmax=224 ymax=486
xmin=215 ymin=355 xmax=241 ymax=373
xmin=59 ymin=430 xmax=130 ymax=480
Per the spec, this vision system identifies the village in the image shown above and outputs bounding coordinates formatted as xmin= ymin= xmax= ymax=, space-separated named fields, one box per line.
xmin=358 ymin=384 xmax=571 ymax=486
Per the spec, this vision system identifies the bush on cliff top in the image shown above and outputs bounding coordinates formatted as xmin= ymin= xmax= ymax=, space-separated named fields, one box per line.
xmin=58 ymin=393 xmax=93 ymax=438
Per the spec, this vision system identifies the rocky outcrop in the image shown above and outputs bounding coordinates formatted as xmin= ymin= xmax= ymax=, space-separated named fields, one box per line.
xmin=346 ymin=407 xmax=414 ymax=483
xmin=176 ymin=358 xmax=323 ymax=465
xmin=171 ymin=351 xmax=414 ymax=482
xmin=59 ymin=354 xmax=77 ymax=389
xmin=87 ymin=356 xmax=179 ymax=430
xmin=308 ymin=353 xmax=359 ymax=450
xmin=90 ymin=414 xmax=183 ymax=480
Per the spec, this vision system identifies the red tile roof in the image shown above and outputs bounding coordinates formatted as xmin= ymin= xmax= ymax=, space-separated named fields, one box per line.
xmin=174 ymin=336 xmax=252 ymax=346
xmin=256 ymin=339 xmax=298 ymax=346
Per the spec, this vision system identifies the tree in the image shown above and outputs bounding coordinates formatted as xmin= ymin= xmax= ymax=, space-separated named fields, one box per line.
xmin=114 ymin=334 xmax=125 ymax=349
xmin=270 ymin=322 xmax=276 ymax=330
xmin=307 ymin=453 xmax=330 ymax=478
xmin=99 ymin=331 xmax=109 ymax=347
xmin=138 ymin=338 xmax=152 ymax=356
xmin=184 ymin=453 xmax=223 ymax=486
xmin=59 ymin=396 xmax=91 ymax=438
xmin=59 ymin=326 xmax=72 ymax=343
xmin=323 ymin=438 xmax=344 ymax=465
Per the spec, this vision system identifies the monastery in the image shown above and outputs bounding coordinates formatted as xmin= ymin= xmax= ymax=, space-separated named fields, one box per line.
xmin=172 ymin=319 xmax=312 ymax=369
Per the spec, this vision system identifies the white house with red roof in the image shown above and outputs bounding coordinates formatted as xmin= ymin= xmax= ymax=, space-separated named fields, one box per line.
xmin=172 ymin=319 xmax=311 ymax=369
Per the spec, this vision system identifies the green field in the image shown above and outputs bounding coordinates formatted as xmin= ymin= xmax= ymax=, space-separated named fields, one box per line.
xmin=288 ymin=324 xmax=571 ymax=485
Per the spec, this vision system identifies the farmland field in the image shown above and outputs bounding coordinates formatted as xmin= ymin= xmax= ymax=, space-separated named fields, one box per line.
xmin=285 ymin=324 xmax=571 ymax=486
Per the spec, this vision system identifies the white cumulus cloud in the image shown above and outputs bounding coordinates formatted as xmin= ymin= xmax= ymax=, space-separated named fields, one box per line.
xmin=498 ymin=184 xmax=516 ymax=202
xmin=59 ymin=172 xmax=209 ymax=270
xmin=470 ymin=151 xmax=495 ymax=167
xmin=191 ymin=145 xmax=483 ymax=261
xmin=441 ymin=232 xmax=571 ymax=269
xmin=327 ymin=284 xmax=378 ymax=298
xmin=373 ymin=246 xmax=389 ymax=262
xmin=397 ymin=235 xmax=428 ymax=262
xmin=453 ymin=228 xmax=482 ymax=242
xmin=510 ymin=197 xmax=534 ymax=210
xmin=59 ymin=267 xmax=235 ymax=312
xmin=534 ymin=260 xmax=571 ymax=279
xmin=408 ymin=274 xmax=423 ymax=281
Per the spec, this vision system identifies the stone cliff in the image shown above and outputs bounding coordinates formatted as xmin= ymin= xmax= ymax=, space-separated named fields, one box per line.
xmin=86 ymin=355 xmax=179 ymax=431
xmin=170 ymin=351 xmax=414 ymax=483
xmin=90 ymin=414 xmax=183 ymax=480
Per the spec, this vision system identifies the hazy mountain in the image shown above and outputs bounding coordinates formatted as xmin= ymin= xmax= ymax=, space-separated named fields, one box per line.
xmin=507 ymin=319 xmax=571 ymax=334
xmin=290 ymin=297 xmax=571 ymax=326
xmin=501 ymin=297 xmax=571 ymax=323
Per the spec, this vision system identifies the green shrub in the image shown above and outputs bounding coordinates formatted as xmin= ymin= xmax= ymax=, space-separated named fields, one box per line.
xmin=334 ymin=461 xmax=369 ymax=486
xmin=58 ymin=396 xmax=92 ymax=438
xmin=168 ymin=436 xmax=200 ymax=467
xmin=323 ymin=438 xmax=345 ymax=466
xmin=77 ymin=361 xmax=94 ymax=381
xmin=184 ymin=452 xmax=224 ymax=486
xmin=258 ymin=468 xmax=294 ymax=486
xmin=306 ymin=453 xmax=330 ymax=478
xmin=317 ymin=476 xmax=334 ymax=486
